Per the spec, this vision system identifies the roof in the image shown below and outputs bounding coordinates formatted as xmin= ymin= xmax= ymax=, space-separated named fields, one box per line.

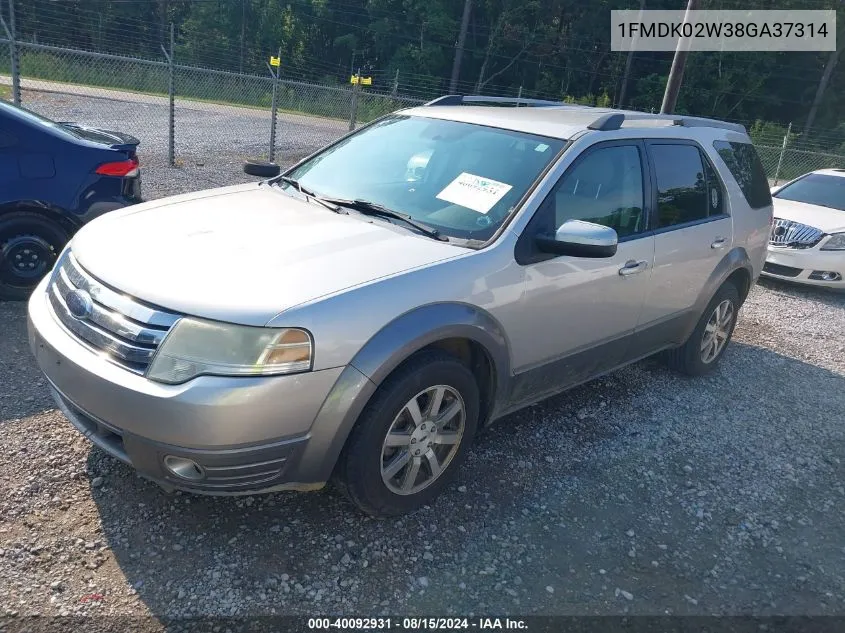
xmin=400 ymin=98 xmax=747 ymax=140
xmin=810 ymin=168 xmax=845 ymax=178
xmin=401 ymin=105 xmax=603 ymax=140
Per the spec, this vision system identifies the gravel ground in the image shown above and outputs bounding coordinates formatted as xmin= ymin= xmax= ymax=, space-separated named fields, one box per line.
xmin=1 ymin=275 xmax=844 ymax=628
xmin=1 ymin=86 xmax=845 ymax=630
xmin=21 ymin=85 xmax=349 ymax=199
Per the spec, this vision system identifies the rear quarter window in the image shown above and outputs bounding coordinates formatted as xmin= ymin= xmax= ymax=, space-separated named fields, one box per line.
xmin=713 ymin=140 xmax=772 ymax=209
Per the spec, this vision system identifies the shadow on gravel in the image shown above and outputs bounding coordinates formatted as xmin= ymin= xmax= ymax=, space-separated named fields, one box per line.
xmin=0 ymin=302 xmax=57 ymax=421
xmin=756 ymin=277 xmax=845 ymax=309
xmin=85 ymin=337 xmax=845 ymax=619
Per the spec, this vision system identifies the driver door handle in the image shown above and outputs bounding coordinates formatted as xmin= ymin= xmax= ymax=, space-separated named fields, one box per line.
xmin=619 ymin=260 xmax=648 ymax=276
xmin=711 ymin=237 xmax=728 ymax=249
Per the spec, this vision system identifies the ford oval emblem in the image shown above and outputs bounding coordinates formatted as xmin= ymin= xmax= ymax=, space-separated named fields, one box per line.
xmin=66 ymin=289 xmax=93 ymax=320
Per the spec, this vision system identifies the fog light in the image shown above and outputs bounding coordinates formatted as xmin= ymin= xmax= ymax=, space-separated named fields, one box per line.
xmin=163 ymin=455 xmax=205 ymax=481
xmin=809 ymin=270 xmax=842 ymax=281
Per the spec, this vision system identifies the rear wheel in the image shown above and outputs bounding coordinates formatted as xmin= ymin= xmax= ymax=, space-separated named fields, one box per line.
xmin=665 ymin=281 xmax=740 ymax=376
xmin=0 ymin=211 xmax=68 ymax=301
xmin=333 ymin=350 xmax=479 ymax=517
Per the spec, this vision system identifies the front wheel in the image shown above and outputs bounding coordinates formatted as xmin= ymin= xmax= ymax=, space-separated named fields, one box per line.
xmin=0 ymin=211 xmax=69 ymax=301
xmin=665 ymin=281 xmax=740 ymax=376
xmin=333 ymin=350 xmax=479 ymax=517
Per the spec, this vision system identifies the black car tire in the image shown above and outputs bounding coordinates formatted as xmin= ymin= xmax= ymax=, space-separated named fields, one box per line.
xmin=0 ymin=211 xmax=69 ymax=301
xmin=333 ymin=350 xmax=480 ymax=517
xmin=665 ymin=281 xmax=740 ymax=376
xmin=243 ymin=159 xmax=281 ymax=178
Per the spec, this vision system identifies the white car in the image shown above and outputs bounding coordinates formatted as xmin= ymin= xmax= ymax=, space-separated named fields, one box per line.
xmin=763 ymin=169 xmax=845 ymax=288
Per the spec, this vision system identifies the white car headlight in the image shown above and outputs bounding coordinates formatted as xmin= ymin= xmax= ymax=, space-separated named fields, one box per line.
xmin=821 ymin=233 xmax=845 ymax=251
xmin=147 ymin=318 xmax=312 ymax=384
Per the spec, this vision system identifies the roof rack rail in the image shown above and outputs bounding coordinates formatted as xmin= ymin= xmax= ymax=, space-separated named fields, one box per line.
xmin=425 ymin=94 xmax=565 ymax=108
xmin=675 ymin=116 xmax=747 ymax=134
xmin=587 ymin=113 xmax=625 ymax=131
xmin=584 ymin=111 xmax=746 ymax=134
xmin=421 ymin=96 xmax=748 ymax=134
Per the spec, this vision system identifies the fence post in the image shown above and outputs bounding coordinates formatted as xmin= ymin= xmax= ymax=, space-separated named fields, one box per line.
xmin=0 ymin=0 xmax=20 ymax=105
xmin=267 ymin=47 xmax=281 ymax=162
xmin=517 ymin=85 xmax=523 ymax=107
xmin=773 ymin=122 xmax=792 ymax=186
xmin=349 ymin=70 xmax=360 ymax=132
xmin=160 ymin=24 xmax=175 ymax=167
xmin=391 ymin=69 xmax=399 ymax=97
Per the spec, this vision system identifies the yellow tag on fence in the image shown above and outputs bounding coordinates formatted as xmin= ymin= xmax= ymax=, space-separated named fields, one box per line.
xmin=270 ymin=56 xmax=281 ymax=67
xmin=350 ymin=75 xmax=359 ymax=84
xmin=361 ymin=76 xmax=372 ymax=85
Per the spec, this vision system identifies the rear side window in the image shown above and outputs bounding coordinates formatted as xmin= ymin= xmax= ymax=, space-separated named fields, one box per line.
xmin=713 ymin=140 xmax=772 ymax=209
xmin=650 ymin=144 xmax=711 ymax=228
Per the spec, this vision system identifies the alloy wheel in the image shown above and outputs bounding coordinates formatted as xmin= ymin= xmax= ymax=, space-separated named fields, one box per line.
xmin=380 ymin=385 xmax=466 ymax=496
xmin=700 ymin=299 xmax=734 ymax=364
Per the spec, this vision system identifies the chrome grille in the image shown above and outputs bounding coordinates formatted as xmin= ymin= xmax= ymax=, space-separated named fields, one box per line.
xmin=47 ymin=251 xmax=180 ymax=374
xmin=769 ymin=218 xmax=825 ymax=249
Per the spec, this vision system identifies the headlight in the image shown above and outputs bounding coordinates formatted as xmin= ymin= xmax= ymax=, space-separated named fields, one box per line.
xmin=147 ymin=318 xmax=312 ymax=384
xmin=821 ymin=233 xmax=845 ymax=251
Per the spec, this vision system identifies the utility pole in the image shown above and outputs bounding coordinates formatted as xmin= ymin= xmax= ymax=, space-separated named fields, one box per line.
xmin=449 ymin=0 xmax=472 ymax=93
xmin=618 ymin=0 xmax=646 ymax=109
xmin=803 ymin=41 xmax=844 ymax=136
xmin=660 ymin=0 xmax=698 ymax=114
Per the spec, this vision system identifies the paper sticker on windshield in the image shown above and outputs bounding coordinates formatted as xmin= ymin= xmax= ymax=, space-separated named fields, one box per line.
xmin=436 ymin=172 xmax=513 ymax=214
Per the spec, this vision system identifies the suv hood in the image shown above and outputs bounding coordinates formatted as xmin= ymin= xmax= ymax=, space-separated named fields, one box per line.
xmin=71 ymin=183 xmax=464 ymax=325
xmin=772 ymin=198 xmax=845 ymax=233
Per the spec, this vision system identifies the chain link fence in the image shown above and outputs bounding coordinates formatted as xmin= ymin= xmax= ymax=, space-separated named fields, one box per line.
xmin=4 ymin=31 xmax=845 ymax=196
xmin=1 ymin=36 xmax=422 ymax=197
xmin=752 ymin=127 xmax=845 ymax=186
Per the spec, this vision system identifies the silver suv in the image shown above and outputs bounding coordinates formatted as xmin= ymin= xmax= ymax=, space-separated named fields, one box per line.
xmin=28 ymin=96 xmax=773 ymax=516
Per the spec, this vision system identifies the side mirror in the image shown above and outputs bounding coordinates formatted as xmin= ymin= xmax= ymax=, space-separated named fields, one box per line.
xmin=244 ymin=159 xmax=281 ymax=178
xmin=536 ymin=219 xmax=618 ymax=258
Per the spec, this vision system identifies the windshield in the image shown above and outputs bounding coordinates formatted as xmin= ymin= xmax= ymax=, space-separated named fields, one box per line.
xmin=282 ymin=115 xmax=565 ymax=240
xmin=774 ymin=173 xmax=845 ymax=212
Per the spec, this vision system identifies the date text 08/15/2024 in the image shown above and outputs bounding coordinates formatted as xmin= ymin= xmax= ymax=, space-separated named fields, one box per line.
xmin=307 ymin=618 xmax=529 ymax=630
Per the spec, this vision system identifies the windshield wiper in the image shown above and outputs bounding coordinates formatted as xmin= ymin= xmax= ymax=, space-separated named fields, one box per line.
xmin=274 ymin=180 xmax=446 ymax=241
xmin=322 ymin=198 xmax=448 ymax=241
xmin=277 ymin=176 xmax=345 ymax=214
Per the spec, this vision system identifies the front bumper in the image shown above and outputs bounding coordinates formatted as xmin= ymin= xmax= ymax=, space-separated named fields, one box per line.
xmin=761 ymin=245 xmax=845 ymax=289
xmin=27 ymin=279 xmax=357 ymax=495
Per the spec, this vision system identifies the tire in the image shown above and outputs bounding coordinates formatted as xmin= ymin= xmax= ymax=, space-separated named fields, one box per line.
xmin=243 ymin=159 xmax=281 ymax=178
xmin=0 ymin=211 xmax=69 ymax=301
xmin=333 ymin=350 xmax=480 ymax=517
xmin=665 ymin=281 xmax=740 ymax=376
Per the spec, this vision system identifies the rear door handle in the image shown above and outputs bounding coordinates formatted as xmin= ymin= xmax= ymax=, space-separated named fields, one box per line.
xmin=619 ymin=260 xmax=648 ymax=276
xmin=711 ymin=237 xmax=727 ymax=249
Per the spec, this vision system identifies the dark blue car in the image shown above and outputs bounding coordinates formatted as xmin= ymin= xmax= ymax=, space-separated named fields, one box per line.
xmin=0 ymin=100 xmax=141 ymax=300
